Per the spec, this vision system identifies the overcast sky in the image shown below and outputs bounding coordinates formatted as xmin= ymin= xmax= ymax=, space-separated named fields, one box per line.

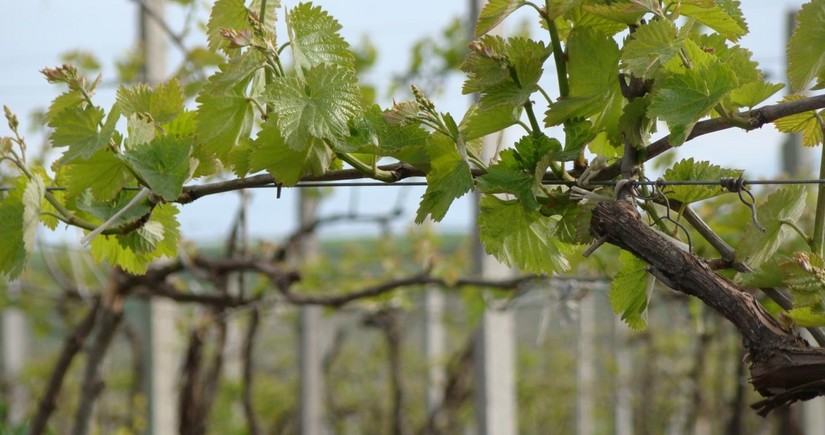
xmin=0 ymin=1 xmax=814 ymax=245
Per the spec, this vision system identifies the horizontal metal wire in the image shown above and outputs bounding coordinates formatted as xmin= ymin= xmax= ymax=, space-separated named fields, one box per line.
xmin=2 ymin=178 xmax=825 ymax=192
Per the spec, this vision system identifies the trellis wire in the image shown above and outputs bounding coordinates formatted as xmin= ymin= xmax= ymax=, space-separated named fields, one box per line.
xmin=2 ymin=177 xmax=825 ymax=192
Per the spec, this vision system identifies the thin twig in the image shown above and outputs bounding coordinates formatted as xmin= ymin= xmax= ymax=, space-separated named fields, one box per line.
xmin=241 ymin=308 xmax=261 ymax=435
xmin=29 ymin=298 xmax=101 ymax=435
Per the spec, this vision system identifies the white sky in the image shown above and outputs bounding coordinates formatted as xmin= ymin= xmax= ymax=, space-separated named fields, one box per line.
xmin=0 ymin=0 xmax=815 ymax=245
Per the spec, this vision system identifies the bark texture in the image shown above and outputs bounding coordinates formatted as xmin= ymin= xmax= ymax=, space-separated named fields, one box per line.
xmin=591 ymin=200 xmax=825 ymax=415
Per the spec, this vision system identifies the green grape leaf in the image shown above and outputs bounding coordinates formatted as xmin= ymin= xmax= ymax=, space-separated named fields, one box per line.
xmin=474 ymin=0 xmax=525 ymax=36
xmin=774 ymin=94 xmax=824 ymax=147
xmin=0 ymin=176 xmax=43 ymax=278
xmin=248 ymin=116 xmax=333 ymax=186
xmin=551 ymin=200 xmax=594 ymax=245
xmin=741 ymin=257 xmax=786 ymax=288
xmin=583 ymin=2 xmax=649 ymax=24
xmin=662 ymin=158 xmax=742 ymax=204
xmin=610 ymin=250 xmax=650 ymax=330
xmin=45 ymin=90 xmax=84 ymax=123
xmin=736 ymin=186 xmax=807 ymax=269
xmin=60 ymin=102 xmax=121 ymax=163
xmin=287 ymin=3 xmax=355 ymax=70
xmin=62 ymin=149 xmax=131 ymax=201
xmin=0 ymin=179 xmax=26 ymax=278
xmin=76 ymin=190 xmax=152 ymax=228
xmin=194 ymin=91 xmax=254 ymax=158
xmin=89 ymin=204 xmax=180 ymax=274
xmin=728 ymin=81 xmax=784 ymax=109
xmin=460 ymin=103 xmax=519 ymax=141
xmin=547 ymin=0 xmax=581 ymax=19
xmin=477 ymin=149 xmax=538 ymax=211
xmin=477 ymin=195 xmax=573 ymax=274
xmin=344 ymin=104 xmax=430 ymax=168
xmin=679 ymin=0 xmax=747 ymax=42
xmin=621 ymin=19 xmax=683 ymax=79
xmin=563 ymin=6 xmax=628 ymax=36
xmin=204 ymin=51 xmax=267 ymax=95
xmin=226 ymin=137 xmax=253 ymax=177
xmin=787 ymin=0 xmax=825 ymax=92
xmin=166 ymin=110 xmax=197 ymax=138
xmin=784 ymin=252 xmax=825 ymax=308
xmin=545 ymin=27 xmax=622 ymax=135
xmin=693 ymin=34 xmax=760 ymax=83
xmin=462 ymin=36 xmax=549 ymax=111
xmin=207 ymin=0 xmax=250 ymax=52
xmin=559 ymin=118 xmax=596 ymax=161
xmin=415 ymin=133 xmax=473 ymax=223
xmin=193 ymin=52 xmax=263 ymax=165
xmin=785 ymin=306 xmax=825 ymax=328
xmin=30 ymin=167 xmax=59 ymax=231
xmin=648 ymin=57 xmax=737 ymax=146
xmin=124 ymin=113 xmax=156 ymax=149
xmin=120 ymin=136 xmax=192 ymax=201
xmin=117 ymin=78 xmax=184 ymax=124
xmin=48 ymin=104 xmax=107 ymax=159
xmin=250 ymin=0 xmax=280 ymax=27
xmin=264 ymin=64 xmax=361 ymax=150
xmin=22 ymin=175 xmax=44 ymax=263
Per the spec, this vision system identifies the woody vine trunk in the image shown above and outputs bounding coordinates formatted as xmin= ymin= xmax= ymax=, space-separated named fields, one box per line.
xmin=591 ymin=200 xmax=825 ymax=415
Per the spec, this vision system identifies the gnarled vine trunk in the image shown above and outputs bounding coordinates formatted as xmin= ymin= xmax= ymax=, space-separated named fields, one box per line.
xmin=590 ymin=200 xmax=825 ymax=415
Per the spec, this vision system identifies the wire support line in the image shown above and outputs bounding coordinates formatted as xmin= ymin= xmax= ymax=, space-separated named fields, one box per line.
xmin=5 ymin=177 xmax=825 ymax=193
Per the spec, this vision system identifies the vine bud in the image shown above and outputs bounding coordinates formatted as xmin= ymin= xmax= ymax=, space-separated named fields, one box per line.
xmin=220 ymin=28 xmax=254 ymax=49
xmin=4 ymin=105 xmax=19 ymax=131
xmin=411 ymin=85 xmax=435 ymax=112
xmin=384 ymin=100 xmax=418 ymax=126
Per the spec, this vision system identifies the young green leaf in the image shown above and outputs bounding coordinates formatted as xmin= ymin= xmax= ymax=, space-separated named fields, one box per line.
xmin=207 ymin=0 xmax=250 ymax=52
xmin=610 ymin=250 xmax=650 ymax=330
xmin=460 ymin=103 xmax=519 ymax=141
xmin=194 ymin=90 xmax=254 ymax=159
xmin=117 ymin=78 xmax=184 ymax=124
xmin=545 ymin=27 xmax=622 ymax=136
xmin=679 ymin=0 xmax=747 ymax=42
xmin=124 ymin=113 xmax=155 ymax=149
xmin=192 ymin=52 xmax=264 ymax=164
xmin=583 ymin=2 xmax=649 ymax=24
xmin=0 ymin=176 xmax=44 ymax=278
xmin=662 ymin=158 xmax=742 ymax=204
xmin=477 ymin=149 xmax=538 ymax=211
xmin=736 ymin=186 xmax=807 ymax=269
xmin=248 ymin=116 xmax=333 ymax=186
xmin=784 ymin=252 xmax=825 ymax=308
xmin=462 ymin=36 xmax=549 ymax=112
xmin=120 ymin=136 xmax=192 ymax=201
xmin=344 ymin=104 xmax=430 ymax=168
xmin=205 ymin=51 xmax=267 ymax=95
xmin=75 ymin=190 xmax=153 ymax=229
xmin=89 ymin=204 xmax=180 ymax=274
xmin=287 ymin=3 xmax=355 ymax=70
xmin=648 ymin=57 xmax=738 ymax=146
xmin=264 ymin=64 xmax=361 ymax=150
xmin=61 ymin=148 xmax=132 ymax=201
xmin=48 ymin=104 xmax=108 ymax=161
xmin=785 ymin=306 xmax=825 ymax=328
xmin=621 ymin=19 xmax=683 ymax=79
xmin=774 ymin=94 xmax=825 ymax=147
xmin=477 ymin=195 xmax=573 ymax=274
xmin=474 ymin=0 xmax=525 ymax=37
xmin=787 ymin=0 xmax=825 ymax=91
xmin=0 ymin=184 xmax=26 ymax=278
xmin=415 ymin=133 xmax=473 ymax=223
xmin=727 ymin=81 xmax=784 ymax=109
